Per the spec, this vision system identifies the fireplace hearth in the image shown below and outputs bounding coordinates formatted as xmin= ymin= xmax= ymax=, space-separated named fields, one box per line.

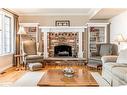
xmin=54 ymin=45 xmax=72 ymax=57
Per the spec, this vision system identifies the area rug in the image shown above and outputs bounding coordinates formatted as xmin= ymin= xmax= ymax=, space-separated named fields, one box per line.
xmin=0 ymin=71 xmax=110 ymax=87
xmin=91 ymin=72 xmax=110 ymax=87
xmin=0 ymin=82 xmax=13 ymax=87
xmin=12 ymin=71 xmax=45 ymax=87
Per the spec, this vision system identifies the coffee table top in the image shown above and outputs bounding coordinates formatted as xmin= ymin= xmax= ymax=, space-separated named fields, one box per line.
xmin=37 ymin=69 xmax=99 ymax=87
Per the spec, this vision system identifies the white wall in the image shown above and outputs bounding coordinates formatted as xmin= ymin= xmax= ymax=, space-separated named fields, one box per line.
xmin=19 ymin=15 xmax=89 ymax=26
xmin=0 ymin=54 xmax=13 ymax=73
xmin=110 ymin=11 xmax=127 ymax=51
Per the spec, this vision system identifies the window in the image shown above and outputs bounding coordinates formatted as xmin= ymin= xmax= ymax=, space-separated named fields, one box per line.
xmin=0 ymin=14 xmax=3 ymax=54
xmin=0 ymin=11 xmax=14 ymax=55
xmin=4 ymin=16 xmax=11 ymax=53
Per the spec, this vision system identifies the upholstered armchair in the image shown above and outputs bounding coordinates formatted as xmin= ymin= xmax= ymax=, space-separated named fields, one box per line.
xmin=22 ymin=40 xmax=43 ymax=70
xmin=87 ymin=43 xmax=118 ymax=69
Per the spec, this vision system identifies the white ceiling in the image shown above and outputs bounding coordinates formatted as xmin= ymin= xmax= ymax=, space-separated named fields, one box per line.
xmin=9 ymin=8 xmax=98 ymax=16
xmin=8 ymin=8 xmax=127 ymax=20
xmin=91 ymin=8 xmax=127 ymax=20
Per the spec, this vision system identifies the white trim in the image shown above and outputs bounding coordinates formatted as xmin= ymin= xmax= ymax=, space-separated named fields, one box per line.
xmin=0 ymin=53 xmax=14 ymax=57
xmin=87 ymin=23 xmax=109 ymax=27
xmin=78 ymin=32 xmax=83 ymax=58
xmin=88 ymin=8 xmax=102 ymax=19
xmin=17 ymin=13 xmax=94 ymax=16
xmin=0 ymin=10 xmax=14 ymax=55
xmin=0 ymin=64 xmax=13 ymax=73
xmin=39 ymin=26 xmax=87 ymax=28
xmin=39 ymin=26 xmax=87 ymax=33
xmin=43 ymin=32 xmax=48 ymax=58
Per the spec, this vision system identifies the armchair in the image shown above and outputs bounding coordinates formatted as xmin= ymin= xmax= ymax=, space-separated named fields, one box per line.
xmin=87 ymin=43 xmax=118 ymax=69
xmin=22 ymin=40 xmax=43 ymax=70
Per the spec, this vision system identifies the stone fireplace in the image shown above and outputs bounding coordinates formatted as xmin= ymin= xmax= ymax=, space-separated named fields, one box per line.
xmin=54 ymin=45 xmax=72 ymax=57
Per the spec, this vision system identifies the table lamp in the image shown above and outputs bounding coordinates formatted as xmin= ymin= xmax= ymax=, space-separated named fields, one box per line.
xmin=115 ymin=34 xmax=125 ymax=45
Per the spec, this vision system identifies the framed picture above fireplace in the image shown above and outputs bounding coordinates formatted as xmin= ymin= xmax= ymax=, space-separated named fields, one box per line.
xmin=55 ymin=20 xmax=70 ymax=26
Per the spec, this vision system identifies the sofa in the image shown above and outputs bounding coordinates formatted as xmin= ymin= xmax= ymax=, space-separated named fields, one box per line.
xmin=101 ymin=49 xmax=127 ymax=86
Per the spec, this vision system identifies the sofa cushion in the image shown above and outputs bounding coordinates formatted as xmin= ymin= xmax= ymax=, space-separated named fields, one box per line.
xmin=112 ymin=67 xmax=127 ymax=82
xmin=26 ymin=55 xmax=43 ymax=60
xmin=103 ymin=62 xmax=127 ymax=71
xmin=103 ymin=62 xmax=118 ymax=71
xmin=116 ymin=49 xmax=127 ymax=64
xmin=100 ymin=44 xmax=113 ymax=56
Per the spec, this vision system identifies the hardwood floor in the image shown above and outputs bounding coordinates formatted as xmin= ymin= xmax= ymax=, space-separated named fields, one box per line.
xmin=0 ymin=65 xmax=101 ymax=85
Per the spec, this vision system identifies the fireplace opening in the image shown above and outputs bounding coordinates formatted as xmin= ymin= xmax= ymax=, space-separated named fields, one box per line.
xmin=54 ymin=45 xmax=72 ymax=57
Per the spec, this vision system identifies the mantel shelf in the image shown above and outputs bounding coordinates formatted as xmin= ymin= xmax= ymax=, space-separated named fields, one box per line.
xmin=39 ymin=26 xmax=86 ymax=32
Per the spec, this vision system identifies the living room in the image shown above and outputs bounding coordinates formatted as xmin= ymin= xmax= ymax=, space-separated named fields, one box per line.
xmin=0 ymin=8 xmax=127 ymax=88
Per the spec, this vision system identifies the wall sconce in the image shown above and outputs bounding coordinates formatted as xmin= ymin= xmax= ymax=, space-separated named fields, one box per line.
xmin=115 ymin=34 xmax=125 ymax=45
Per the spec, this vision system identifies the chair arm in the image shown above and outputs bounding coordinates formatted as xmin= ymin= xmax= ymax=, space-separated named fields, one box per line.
xmin=91 ymin=51 xmax=99 ymax=56
xmin=22 ymin=52 xmax=27 ymax=57
xmin=101 ymin=55 xmax=118 ymax=64
xmin=37 ymin=52 xmax=43 ymax=56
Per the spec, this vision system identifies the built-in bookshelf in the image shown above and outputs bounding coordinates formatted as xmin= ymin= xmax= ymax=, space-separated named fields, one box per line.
xmin=87 ymin=23 xmax=109 ymax=57
xmin=19 ymin=23 xmax=39 ymax=42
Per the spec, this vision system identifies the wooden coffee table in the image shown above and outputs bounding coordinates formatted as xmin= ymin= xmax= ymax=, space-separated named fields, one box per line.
xmin=37 ymin=69 xmax=99 ymax=87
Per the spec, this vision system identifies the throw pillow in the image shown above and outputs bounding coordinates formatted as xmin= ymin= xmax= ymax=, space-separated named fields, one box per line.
xmin=116 ymin=49 xmax=127 ymax=64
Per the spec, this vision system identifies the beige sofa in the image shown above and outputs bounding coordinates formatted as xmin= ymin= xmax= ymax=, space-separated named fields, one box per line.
xmin=101 ymin=49 xmax=127 ymax=86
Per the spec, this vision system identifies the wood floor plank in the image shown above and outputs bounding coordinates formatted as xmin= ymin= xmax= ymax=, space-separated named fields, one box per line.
xmin=0 ymin=64 xmax=101 ymax=84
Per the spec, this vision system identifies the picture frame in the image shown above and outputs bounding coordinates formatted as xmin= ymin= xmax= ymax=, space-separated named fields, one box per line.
xmin=55 ymin=20 xmax=70 ymax=26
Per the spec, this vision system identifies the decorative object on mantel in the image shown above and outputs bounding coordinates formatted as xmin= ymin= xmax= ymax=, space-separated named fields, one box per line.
xmin=55 ymin=20 xmax=70 ymax=26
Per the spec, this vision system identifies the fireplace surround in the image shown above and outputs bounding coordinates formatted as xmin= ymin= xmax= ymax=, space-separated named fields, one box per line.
xmin=48 ymin=32 xmax=78 ymax=57
xmin=40 ymin=26 xmax=85 ymax=58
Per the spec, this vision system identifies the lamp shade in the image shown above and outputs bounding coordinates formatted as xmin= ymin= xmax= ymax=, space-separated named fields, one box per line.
xmin=17 ymin=26 xmax=27 ymax=35
xmin=115 ymin=34 xmax=125 ymax=45
xmin=115 ymin=34 xmax=125 ymax=42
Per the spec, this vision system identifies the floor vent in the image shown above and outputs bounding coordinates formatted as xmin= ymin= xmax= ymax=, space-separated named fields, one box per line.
xmin=0 ymin=71 xmax=6 ymax=75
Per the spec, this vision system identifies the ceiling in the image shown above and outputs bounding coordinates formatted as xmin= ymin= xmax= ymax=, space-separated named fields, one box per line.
xmin=9 ymin=8 xmax=97 ymax=16
xmin=91 ymin=8 xmax=127 ymax=20
xmin=8 ymin=8 xmax=127 ymax=20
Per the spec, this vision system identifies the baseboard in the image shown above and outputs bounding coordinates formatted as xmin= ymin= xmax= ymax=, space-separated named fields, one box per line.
xmin=0 ymin=64 xmax=13 ymax=73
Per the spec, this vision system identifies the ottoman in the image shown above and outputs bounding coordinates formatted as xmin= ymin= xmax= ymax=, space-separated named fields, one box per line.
xmin=87 ymin=63 xmax=102 ymax=70
xmin=28 ymin=63 xmax=42 ymax=71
